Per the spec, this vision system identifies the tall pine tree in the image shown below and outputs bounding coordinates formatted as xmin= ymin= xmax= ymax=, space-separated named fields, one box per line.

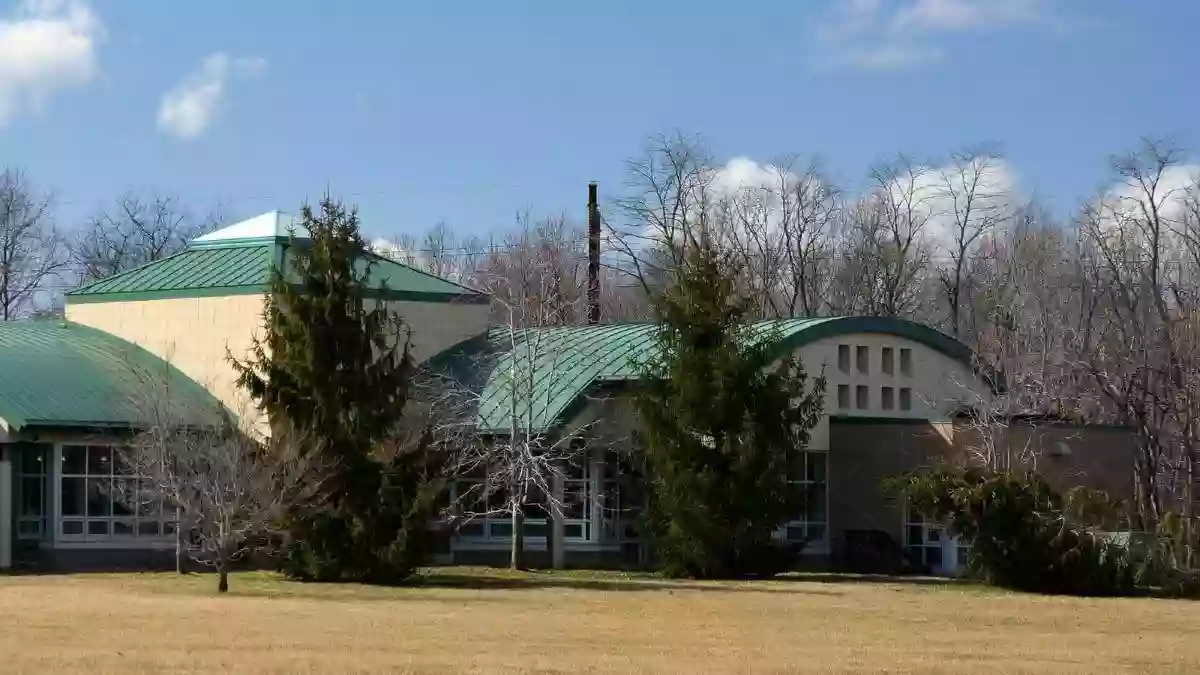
xmin=636 ymin=239 xmax=826 ymax=578
xmin=231 ymin=198 xmax=443 ymax=583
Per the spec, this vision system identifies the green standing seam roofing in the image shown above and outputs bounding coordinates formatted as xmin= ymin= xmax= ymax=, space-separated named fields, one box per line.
xmin=0 ymin=321 xmax=224 ymax=431
xmin=66 ymin=237 xmax=488 ymax=304
xmin=426 ymin=316 xmax=979 ymax=434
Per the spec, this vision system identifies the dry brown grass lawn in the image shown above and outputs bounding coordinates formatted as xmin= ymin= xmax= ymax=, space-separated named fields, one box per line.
xmin=0 ymin=568 xmax=1196 ymax=674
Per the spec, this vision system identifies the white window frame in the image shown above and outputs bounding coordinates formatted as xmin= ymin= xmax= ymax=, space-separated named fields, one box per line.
xmin=902 ymin=507 xmax=966 ymax=575
xmin=779 ymin=450 xmax=829 ymax=555
xmin=15 ymin=443 xmax=51 ymax=541
xmin=56 ymin=442 xmax=176 ymax=546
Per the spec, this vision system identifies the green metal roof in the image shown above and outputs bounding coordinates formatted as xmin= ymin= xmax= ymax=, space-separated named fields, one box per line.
xmin=67 ymin=238 xmax=487 ymax=304
xmin=0 ymin=321 xmax=224 ymax=431
xmin=425 ymin=316 xmax=978 ymax=434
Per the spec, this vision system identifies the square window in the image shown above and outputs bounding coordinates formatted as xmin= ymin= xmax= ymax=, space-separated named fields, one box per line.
xmin=163 ymin=521 xmax=178 ymax=537
xmin=489 ymin=522 xmax=513 ymax=538
xmin=837 ymin=384 xmax=850 ymax=409
xmin=486 ymin=487 xmax=510 ymax=513
xmin=61 ymin=445 xmax=87 ymax=475
xmin=856 ymin=385 xmax=869 ymax=409
xmin=457 ymin=521 xmax=484 ymax=538
xmin=562 ymin=483 xmax=588 ymax=519
xmin=564 ymin=459 xmax=587 ymax=481
xmin=138 ymin=500 xmax=161 ymax=519
xmin=137 ymin=521 xmax=161 ymax=537
xmin=523 ymin=522 xmax=548 ymax=538
xmin=856 ymin=346 xmax=869 ymax=374
xmin=807 ymin=524 xmax=826 ymax=544
xmin=113 ymin=520 xmax=136 ymax=537
xmin=900 ymin=388 xmax=913 ymax=411
xmin=882 ymin=347 xmax=894 ymax=375
xmin=806 ymin=484 xmax=827 ymax=521
xmin=61 ymin=477 xmax=86 ymax=516
xmin=926 ymin=545 xmax=943 ymax=567
xmin=786 ymin=524 xmax=806 ymax=543
xmin=113 ymin=449 xmax=136 ymax=476
xmin=882 ymin=386 xmax=895 ymax=410
xmin=837 ymin=345 xmax=851 ymax=373
xmin=62 ymin=520 xmax=84 ymax=536
xmin=20 ymin=446 xmax=46 ymax=475
xmin=805 ymin=453 xmax=827 ymax=483
xmin=900 ymin=348 xmax=913 ymax=376
xmin=112 ymin=478 xmax=136 ymax=517
xmin=18 ymin=520 xmax=42 ymax=537
xmin=19 ymin=477 xmax=43 ymax=517
xmin=86 ymin=478 xmax=113 ymax=517
xmin=87 ymin=520 xmax=110 ymax=536
xmin=563 ymin=523 xmax=585 ymax=539
xmin=87 ymin=446 xmax=113 ymax=476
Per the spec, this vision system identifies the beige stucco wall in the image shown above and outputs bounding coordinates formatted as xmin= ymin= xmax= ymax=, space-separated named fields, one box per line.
xmin=554 ymin=332 xmax=993 ymax=453
xmin=66 ymin=294 xmax=490 ymax=431
xmin=795 ymin=335 xmax=990 ymax=451
xmin=391 ymin=300 xmax=489 ymax=363
xmin=66 ymin=295 xmax=267 ymax=426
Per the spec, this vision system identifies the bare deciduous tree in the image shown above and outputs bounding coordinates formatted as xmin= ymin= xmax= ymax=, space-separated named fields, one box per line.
xmin=1076 ymin=139 xmax=1200 ymax=549
xmin=72 ymin=192 xmax=224 ymax=283
xmin=934 ymin=147 xmax=1011 ymax=338
xmin=773 ymin=156 xmax=840 ymax=317
xmin=0 ymin=168 xmax=65 ymax=320
xmin=121 ymin=368 xmax=324 ymax=593
xmin=422 ymin=240 xmax=615 ymax=569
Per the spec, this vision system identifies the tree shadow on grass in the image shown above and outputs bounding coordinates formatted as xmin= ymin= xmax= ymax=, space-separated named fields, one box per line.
xmin=410 ymin=571 xmax=849 ymax=595
xmin=777 ymin=572 xmax=978 ymax=588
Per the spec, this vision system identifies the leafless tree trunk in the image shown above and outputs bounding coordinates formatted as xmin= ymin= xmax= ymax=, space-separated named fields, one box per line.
xmin=0 ymin=168 xmax=64 ymax=320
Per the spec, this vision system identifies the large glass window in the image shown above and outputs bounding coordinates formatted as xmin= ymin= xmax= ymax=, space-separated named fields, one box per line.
xmin=904 ymin=509 xmax=967 ymax=572
xmin=60 ymin=445 xmax=175 ymax=542
xmin=449 ymin=462 xmax=555 ymax=544
xmin=596 ymin=450 xmax=642 ymax=546
xmin=561 ymin=458 xmax=590 ymax=541
xmin=782 ymin=451 xmax=828 ymax=550
xmin=15 ymin=444 xmax=50 ymax=540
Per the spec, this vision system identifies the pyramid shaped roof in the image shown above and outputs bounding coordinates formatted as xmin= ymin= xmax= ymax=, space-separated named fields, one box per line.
xmin=67 ymin=212 xmax=487 ymax=305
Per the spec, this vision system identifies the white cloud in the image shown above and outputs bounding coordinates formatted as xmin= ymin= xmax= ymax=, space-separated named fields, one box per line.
xmin=628 ymin=152 xmax=1022 ymax=268
xmin=157 ymin=53 xmax=266 ymax=140
xmin=812 ymin=0 xmax=1058 ymax=70
xmin=0 ymin=0 xmax=102 ymax=127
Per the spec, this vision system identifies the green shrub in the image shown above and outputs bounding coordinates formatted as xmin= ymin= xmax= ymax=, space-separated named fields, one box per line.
xmin=889 ymin=469 xmax=1137 ymax=596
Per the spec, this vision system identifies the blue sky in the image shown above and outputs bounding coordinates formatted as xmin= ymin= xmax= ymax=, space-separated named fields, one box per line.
xmin=0 ymin=0 xmax=1195 ymax=240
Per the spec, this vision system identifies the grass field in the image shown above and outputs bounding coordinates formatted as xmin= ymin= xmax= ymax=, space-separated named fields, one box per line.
xmin=0 ymin=568 xmax=1196 ymax=674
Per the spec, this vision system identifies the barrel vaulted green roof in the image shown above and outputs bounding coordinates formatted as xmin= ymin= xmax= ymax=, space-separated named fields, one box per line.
xmin=67 ymin=211 xmax=487 ymax=304
xmin=425 ymin=316 xmax=978 ymax=434
xmin=0 ymin=321 xmax=224 ymax=431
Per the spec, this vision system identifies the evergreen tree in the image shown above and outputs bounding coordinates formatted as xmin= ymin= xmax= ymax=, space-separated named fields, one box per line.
xmin=635 ymin=240 xmax=826 ymax=578
xmin=231 ymin=197 xmax=443 ymax=583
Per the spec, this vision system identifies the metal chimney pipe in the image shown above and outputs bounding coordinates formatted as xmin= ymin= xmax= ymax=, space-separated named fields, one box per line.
xmin=587 ymin=182 xmax=601 ymax=325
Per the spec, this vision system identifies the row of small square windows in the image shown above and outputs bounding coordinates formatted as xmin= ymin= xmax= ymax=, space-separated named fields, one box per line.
xmin=837 ymin=384 xmax=912 ymax=411
xmin=838 ymin=345 xmax=912 ymax=376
